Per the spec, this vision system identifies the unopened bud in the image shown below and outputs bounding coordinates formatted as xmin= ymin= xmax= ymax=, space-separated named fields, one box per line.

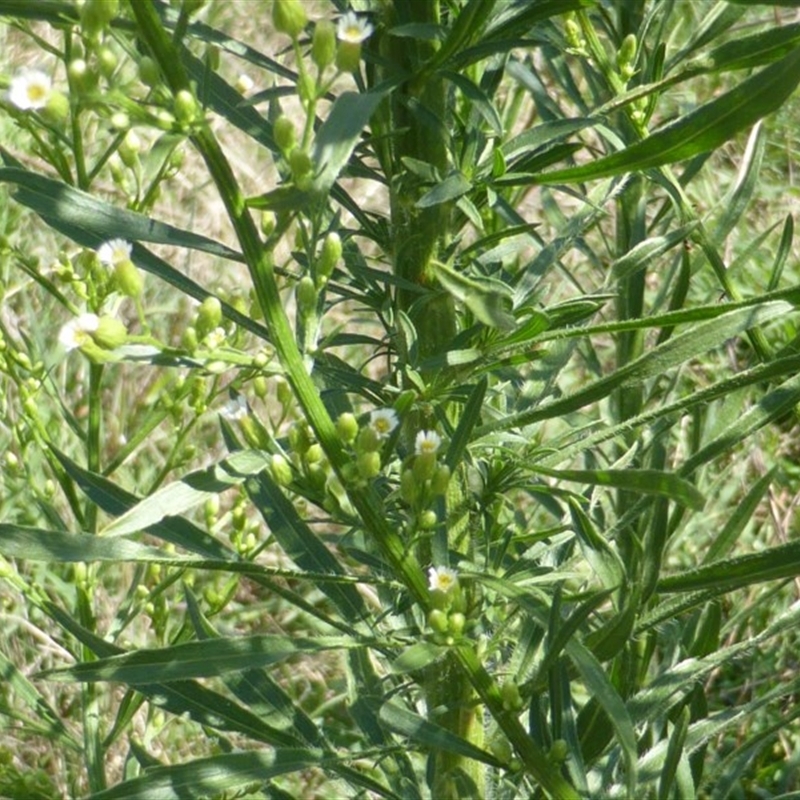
xmin=400 ymin=468 xmax=418 ymax=504
xmin=260 ymin=210 xmax=277 ymax=237
xmin=68 ymin=59 xmax=96 ymax=93
xmin=138 ymin=56 xmax=160 ymax=88
xmin=97 ymin=46 xmax=118 ymax=78
xmin=419 ymin=509 xmax=437 ymax=530
xmin=270 ymin=453 xmax=293 ymax=487
xmin=272 ymin=0 xmax=307 ymax=39
xmin=336 ymin=412 xmax=358 ymax=444
xmin=312 ymin=20 xmax=337 ymax=69
xmin=336 ymin=41 xmax=363 ymax=73
xmin=118 ymin=129 xmax=141 ymax=168
xmin=448 ymin=612 xmax=466 ymax=636
xmin=273 ymin=115 xmax=296 ymax=154
xmin=296 ymin=276 xmax=317 ymax=317
xmin=288 ymin=147 xmax=312 ymax=179
xmin=174 ymin=89 xmax=198 ymax=125
xmin=114 ymin=258 xmax=143 ymax=298
xmin=196 ymin=296 xmax=223 ymax=340
xmin=428 ymin=609 xmax=449 ymax=634
xmin=412 ymin=451 xmax=437 ymax=482
xmin=92 ymin=316 xmax=127 ymax=349
xmin=357 ymin=450 xmax=381 ymax=479
xmin=430 ymin=464 xmax=451 ymax=495
xmin=317 ymin=231 xmax=341 ymax=281
xmin=288 ymin=421 xmax=312 ymax=455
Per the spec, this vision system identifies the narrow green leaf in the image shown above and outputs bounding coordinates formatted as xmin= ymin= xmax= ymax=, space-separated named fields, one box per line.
xmin=431 ymin=260 xmax=515 ymax=329
xmin=0 ymin=163 xmax=241 ymax=261
xmin=446 ymin=377 xmax=487 ymax=469
xmin=39 ymin=635 xmax=360 ymax=684
xmin=703 ymin=468 xmax=776 ymax=564
xmin=0 ymin=651 xmax=79 ymax=750
xmin=679 ymin=370 xmax=800 ymax=476
xmin=533 ymin=46 xmax=800 ymax=184
xmin=311 ymin=90 xmax=389 ymax=196
xmin=416 ymin=170 xmax=473 ymax=208
xmin=611 ymin=224 xmax=698 ymax=281
xmin=441 ymin=70 xmax=503 ymax=135
xmin=100 ymin=451 xmax=270 ymax=537
xmin=484 ymin=301 xmax=795 ymax=433
xmin=659 ymin=538 xmax=800 ymax=594
xmin=51 ymin=447 xmax=238 ymax=561
xmin=244 ymin=469 xmax=366 ymax=621
xmin=0 ymin=524 xmax=200 ymax=564
xmin=535 ymin=467 xmax=705 ymax=510
xmin=390 ymin=643 xmax=446 ymax=674
xmin=85 ymin=750 xmax=326 ymax=800
xmin=379 ymin=700 xmax=504 ymax=768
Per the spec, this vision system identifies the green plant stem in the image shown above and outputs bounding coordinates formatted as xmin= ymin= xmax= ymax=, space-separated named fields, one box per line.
xmin=86 ymin=362 xmax=103 ymax=534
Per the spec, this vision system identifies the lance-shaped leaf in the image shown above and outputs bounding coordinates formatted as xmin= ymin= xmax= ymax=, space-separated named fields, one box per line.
xmin=431 ymin=260 xmax=515 ymax=329
xmin=532 ymin=45 xmax=800 ymax=184
xmin=39 ymin=635 xmax=362 ymax=684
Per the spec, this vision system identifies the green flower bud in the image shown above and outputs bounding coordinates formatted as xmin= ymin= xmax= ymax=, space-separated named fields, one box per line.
xmin=289 ymin=147 xmax=312 ymax=180
xmin=305 ymin=443 xmax=323 ymax=464
xmin=296 ymin=276 xmax=317 ymax=318
xmin=196 ymin=296 xmax=223 ymax=340
xmin=428 ymin=609 xmax=449 ymax=634
xmin=356 ymin=424 xmax=380 ymax=453
xmin=336 ymin=41 xmax=363 ymax=73
xmin=138 ymin=56 xmax=160 ymax=88
xmin=288 ymin=421 xmax=312 ymax=455
xmin=312 ymin=20 xmax=337 ymax=70
xmin=501 ymin=678 xmax=524 ymax=711
xmin=419 ymin=509 xmax=437 ymax=530
xmin=110 ymin=111 xmax=130 ymax=131
xmin=564 ymin=17 xmax=584 ymax=51
xmin=357 ymin=450 xmax=381 ymax=479
xmin=272 ymin=0 xmax=307 ymax=39
xmin=118 ymin=129 xmax=141 ymax=168
xmin=617 ymin=33 xmax=637 ymax=72
xmin=260 ymin=210 xmax=277 ymax=237
xmin=412 ymin=451 xmax=437 ymax=483
xmin=430 ymin=464 xmax=451 ymax=495
xmin=336 ymin=412 xmax=358 ymax=444
xmin=317 ymin=231 xmax=341 ymax=281
xmin=182 ymin=326 xmax=198 ymax=352
xmin=400 ymin=468 xmax=418 ymax=504
xmin=253 ymin=375 xmax=268 ymax=399
xmin=97 ymin=46 xmax=118 ymax=78
xmin=448 ymin=612 xmax=466 ymax=636
xmin=270 ymin=453 xmax=293 ymax=487
xmin=174 ymin=89 xmax=199 ymax=125
xmin=113 ymin=258 xmax=143 ymax=298
xmin=307 ymin=463 xmax=327 ymax=491
xmin=549 ymin=740 xmax=569 ymax=764
xmin=273 ymin=115 xmax=296 ymax=154
xmin=489 ymin=735 xmax=513 ymax=764
xmin=92 ymin=316 xmax=127 ymax=349
xmin=81 ymin=0 xmax=118 ymax=37
xmin=276 ymin=377 xmax=292 ymax=407
xmin=42 ymin=91 xmax=69 ymax=124
xmin=68 ymin=58 xmax=96 ymax=94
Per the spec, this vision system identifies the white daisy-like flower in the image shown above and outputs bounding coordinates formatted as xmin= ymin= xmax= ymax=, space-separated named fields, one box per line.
xmin=7 ymin=69 xmax=52 ymax=110
xmin=369 ymin=408 xmax=398 ymax=439
xmin=96 ymin=238 xmax=133 ymax=268
xmin=220 ymin=394 xmax=248 ymax=421
xmin=337 ymin=11 xmax=373 ymax=43
xmin=59 ymin=313 xmax=99 ymax=351
xmin=428 ymin=566 xmax=458 ymax=594
xmin=415 ymin=430 xmax=441 ymax=456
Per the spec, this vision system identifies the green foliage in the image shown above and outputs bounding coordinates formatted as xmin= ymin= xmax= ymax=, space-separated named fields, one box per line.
xmin=1 ymin=0 xmax=800 ymax=797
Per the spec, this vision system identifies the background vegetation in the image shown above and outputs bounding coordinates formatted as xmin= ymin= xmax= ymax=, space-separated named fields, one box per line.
xmin=1 ymin=0 xmax=800 ymax=797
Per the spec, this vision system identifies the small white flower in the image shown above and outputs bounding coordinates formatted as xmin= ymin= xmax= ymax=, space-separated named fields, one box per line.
xmin=428 ymin=566 xmax=458 ymax=594
xmin=337 ymin=11 xmax=373 ymax=43
xmin=203 ymin=327 xmax=226 ymax=349
xmin=8 ymin=69 xmax=52 ymax=110
xmin=59 ymin=313 xmax=99 ymax=351
xmin=235 ymin=74 xmax=254 ymax=95
xmin=221 ymin=394 xmax=248 ymax=421
xmin=415 ymin=430 xmax=441 ymax=456
xmin=96 ymin=238 xmax=133 ymax=268
xmin=369 ymin=408 xmax=398 ymax=439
